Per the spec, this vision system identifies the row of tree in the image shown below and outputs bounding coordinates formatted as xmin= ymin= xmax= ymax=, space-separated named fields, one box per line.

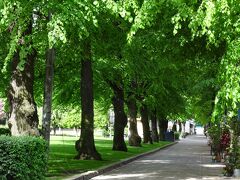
xmin=1 ymin=0 xmax=239 ymax=161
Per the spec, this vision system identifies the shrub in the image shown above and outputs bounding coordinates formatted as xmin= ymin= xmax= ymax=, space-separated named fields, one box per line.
xmin=0 ymin=128 xmax=11 ymax=135
xmin=0 ymin=135 xmax=48 ymax=180
xmin=207 ymin=125 xmax=221 ymax=152
xmin=174 ymin=132 xmax=180 ymax=140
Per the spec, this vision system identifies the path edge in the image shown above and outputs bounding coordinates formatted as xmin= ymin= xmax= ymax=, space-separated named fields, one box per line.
xmin=64 ymin=141 xmax=178 ymax=180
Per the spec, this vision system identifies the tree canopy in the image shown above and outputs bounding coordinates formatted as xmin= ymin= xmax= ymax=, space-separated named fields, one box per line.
xmin=1 ymin=0 xmax=240 ymax=162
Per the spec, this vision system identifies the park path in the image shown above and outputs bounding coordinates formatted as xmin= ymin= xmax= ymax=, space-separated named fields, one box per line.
xmin=91 ymin=135 xmax=232 ymax=180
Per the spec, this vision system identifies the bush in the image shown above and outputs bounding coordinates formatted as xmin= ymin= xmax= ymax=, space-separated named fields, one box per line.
xmin=207 ymin=125 xmax=221 ymax=151
xmin=0 ymin=135 xmax=48 ymax=180
xmin=0 ymin=128 xmax=11 ymax=135
xmin=174 ymin=132 xmax=180 ymax=140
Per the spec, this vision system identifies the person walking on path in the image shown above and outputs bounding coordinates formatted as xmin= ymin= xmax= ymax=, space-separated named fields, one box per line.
xmin=92 ymin=135 xmax=232 ymax=180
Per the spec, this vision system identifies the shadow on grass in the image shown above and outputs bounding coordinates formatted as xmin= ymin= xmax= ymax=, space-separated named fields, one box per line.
xmin=47 ymin=136 xmax=170 ymax=179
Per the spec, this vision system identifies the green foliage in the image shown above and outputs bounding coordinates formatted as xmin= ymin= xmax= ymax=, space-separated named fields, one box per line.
xmin=51 ymin=110 xmax=62 ymax=128
xmin=0 ymin=135 xmax=48 ymax=180
xmin=222 ymin=118 xmax=240 ymax=175
xmin=3 ymin=0 xmax=240 ymax=166
xmin=174 ymin=131 xmax=180 ymax=140
xmin=213 ymin=39 xmax=240 ymax=119
xmin=94 ymin=105 xmax=109 ymax=129
xmin=207 ymin=125 xmax=221 ymax=152
xmin=58 ymin=108 xmax=81 ymax=128
xmin=172 ymin=0 xmax=240 ymax=123
xmin=51 ymin=105 xmax=109 ymax=129
xmin=0 ymin=128 xmax=10 ymax=135
xmin=127 ymin=0 xmax=165 ymax=41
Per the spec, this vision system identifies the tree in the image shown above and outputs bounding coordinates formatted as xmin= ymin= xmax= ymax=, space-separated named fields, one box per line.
xmin=158 ymin=113 xmax=168 ymax=141
xmin=108 ymin=79 xmax=128 ymax=151
xmin=41 ymin=0 xmax=104 ymax=159
xmin=42 ymin=11 xmax=55 ymax=143
xmin=92 ymin=2 xmax=129 ymax=151
xmin=140 ymin=104 xmax=152 ymax=143
xmin=93 ymin=0 xmax=171 ymax=149
xmin=0 ymin=1 xmax=40 ymax=135
xmin=76 ymin=39 xmax=101 ymax=160
xmin=0 ymin=1 xmax=64 ymax=136
xmin=150 ymin=109 xmax=159 ymax=142
xmin=126 ymin=84 xmax=142 ymax=146
xmin=8 ymin=36 xmax=39 ymax=136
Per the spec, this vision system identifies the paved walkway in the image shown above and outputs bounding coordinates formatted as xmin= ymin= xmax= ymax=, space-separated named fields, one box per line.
xmin=91 ymin=135 xmax=232 ymax=180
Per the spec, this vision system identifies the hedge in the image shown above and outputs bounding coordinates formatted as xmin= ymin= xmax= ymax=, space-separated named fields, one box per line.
xmin=0 ymin=135 xmax=48 ymax=180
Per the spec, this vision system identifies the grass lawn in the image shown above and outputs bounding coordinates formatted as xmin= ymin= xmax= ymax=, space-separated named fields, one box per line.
xmin=47 ymin=136 xmax=172 ymax=179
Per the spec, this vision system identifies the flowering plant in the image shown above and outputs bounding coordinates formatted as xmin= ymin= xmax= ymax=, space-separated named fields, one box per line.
xmin=221 ymin=131 xmax=231 ymax=151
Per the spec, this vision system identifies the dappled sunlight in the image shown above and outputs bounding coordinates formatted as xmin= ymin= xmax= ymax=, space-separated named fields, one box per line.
xmin=194 ymin=135 xmax=206 ymax=138
xmin=49 ymin=159 xmax=66 ymax=163
xmin=174 ymin=176 xmax=226 ymax=180
xmin=91 ymin=135 xmax=227 ymax=180
xmin=92 ymin=172 xmax=227 ymax=180
xmin=98 ymin=143 xmax=113 ymax=147
xmin=93 ymin=173 xmax=158 ymax=179
xmin=200 ymin=164 xmax=225 ymax=168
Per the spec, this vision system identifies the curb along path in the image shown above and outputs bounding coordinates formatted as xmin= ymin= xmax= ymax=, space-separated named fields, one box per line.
xmin=91 ymin=135 xmax=231 ymax=180
xmin=64 ymin=142 xmax=177 ymax=180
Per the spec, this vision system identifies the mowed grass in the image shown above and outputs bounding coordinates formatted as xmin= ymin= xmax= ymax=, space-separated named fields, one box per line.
xmin=47 ymin=136 xmax=172 ymax=179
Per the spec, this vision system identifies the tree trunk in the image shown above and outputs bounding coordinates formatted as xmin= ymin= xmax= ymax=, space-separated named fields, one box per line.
xmin=53 ymin=127 xmax=56 ymax=135
xmin=140 ymin=105 xmax=152 ymax=144
xmin=127 ymin=97 xmax=141 ymax=147
xmin=159 ymin=118 xmax=168 ymax=141
xmin=181 ymin=122 xmax=186 ymax=137
xmin=172 ymin=122 xmax=177 ymax=132
xmin=183 ymin=122 xmax=186 ymax=133
xmin=8 ymin=20 xmax=39 ymax=136
xmin=75 ymin=40 xmax=101 ymax=160
xmin=178 ymin=121 xmax=182 ymax=133
xmin=151 ymin=111 xmax=159 ymax=142
xmin=42 ymin=11 xmax=55 ymax=144
xmin=111 ymin=84 xmax=128 ymax=151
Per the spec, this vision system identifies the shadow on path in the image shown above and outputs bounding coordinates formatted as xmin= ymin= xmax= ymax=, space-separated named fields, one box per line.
xmin=92 ymin=135 xmax=235 ymax=180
